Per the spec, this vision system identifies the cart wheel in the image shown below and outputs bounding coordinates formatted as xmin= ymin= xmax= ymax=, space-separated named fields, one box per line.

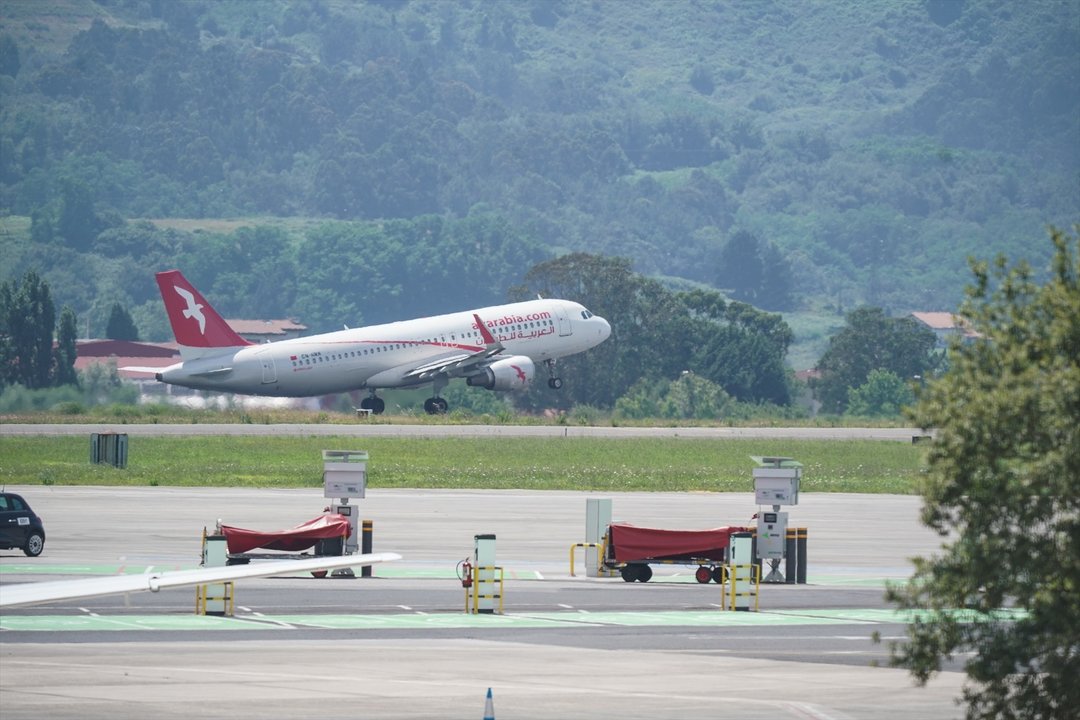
xmin=637 ymin=565 xmax=653 ymax=583
xmin=694 ymin=566 xmax=712 ymax=584
xmin=621 ymin=565 xmax=639 ymax=582
xmin=712 ymin=566 xmax=726 ymax=584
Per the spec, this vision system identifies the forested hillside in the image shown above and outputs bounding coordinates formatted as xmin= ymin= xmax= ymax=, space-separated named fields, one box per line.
xmin=1 ymin=0 xmax=1076 ymax=342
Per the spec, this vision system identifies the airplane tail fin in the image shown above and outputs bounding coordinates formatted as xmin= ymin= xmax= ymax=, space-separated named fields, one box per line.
xmin=156 ymin=270 xmax=252 ymax=353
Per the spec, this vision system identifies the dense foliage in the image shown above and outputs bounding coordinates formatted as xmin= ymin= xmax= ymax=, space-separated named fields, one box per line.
xmin=1 ymin=0 xmax=1076 ymax=328
xmin=510 ymin=254 xmax=793 ymax=411
xmin=887 ymin=227 xmax=1080 ymax=718
xmin=814 ymin=306 xmax=939 ymax=414
xmin=0 ymin=270 xmax=77 ymax=391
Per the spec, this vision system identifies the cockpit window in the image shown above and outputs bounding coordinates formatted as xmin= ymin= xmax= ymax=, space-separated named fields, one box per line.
xmin=580 ymin=310 xmax=594 ymax=319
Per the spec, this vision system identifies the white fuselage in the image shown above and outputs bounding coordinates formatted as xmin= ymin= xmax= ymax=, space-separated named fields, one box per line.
xmin=157 ymin=298 xmax=609 ymax=396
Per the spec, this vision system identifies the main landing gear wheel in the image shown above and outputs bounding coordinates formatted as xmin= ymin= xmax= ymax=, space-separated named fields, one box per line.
xmin=544 ymin=359 xmax=563 ymax=390
xmin=360 ymin=396 xmax=385 ymax=415
xmin=423 ymin=397 xmax=448 ymax=415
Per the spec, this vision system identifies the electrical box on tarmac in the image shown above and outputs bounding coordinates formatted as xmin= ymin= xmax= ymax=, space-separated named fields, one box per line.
xmin=752 ymin=457 xmax=802 ymax=507
xmin=323 ymin=450 xmax=367 ymax=556
xmin=756 ymin=510 xmax=788 ymax=559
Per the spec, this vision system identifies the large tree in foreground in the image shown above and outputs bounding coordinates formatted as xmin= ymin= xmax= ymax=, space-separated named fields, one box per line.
xmin=886 ymin=227 xmax=1079 ymax=719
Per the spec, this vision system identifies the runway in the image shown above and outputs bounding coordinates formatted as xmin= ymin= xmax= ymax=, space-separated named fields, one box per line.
xmin=0 ymin=485 xmax=965 ymax=719
xmin=0 ymin=422 xmax=928 ymax=441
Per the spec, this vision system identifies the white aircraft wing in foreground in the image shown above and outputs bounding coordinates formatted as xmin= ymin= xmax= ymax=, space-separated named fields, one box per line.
xmin=0 ymin=552 xmax=401 ymax=608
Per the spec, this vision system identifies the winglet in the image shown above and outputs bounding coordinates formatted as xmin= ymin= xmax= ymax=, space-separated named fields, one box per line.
xmin=473 ymin=313 xmax=497 ymax=345
xmin=156 ymin=270 xmax=252 ymax=349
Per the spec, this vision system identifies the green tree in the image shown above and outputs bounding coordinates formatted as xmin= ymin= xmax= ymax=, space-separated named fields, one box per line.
xmin=845 ymin=369 xmax=913 ymax=417
xmin=885 ymin=227 xmax=1080 ymax=719
xmin=615 ymin=373 xmax=733 ymax=420
xmin=79 ymin=359 xmax=138 ymax=405
xmin=659 ymin=371 xmax=732 ymax=419
xmin=0 ymin=271 xmax=56 ymax=390
xmin=105 ymin=302 xmax=140 ymax=341
xmin=511 ymin=257 xmax=794 ymax=410
xmin=56 ymin=178 xmax=99 ymax=251
xmin=613 ymin=378 xmax=663 ymax=419
xmin=52 ymin=305 xmax=79 ymax=387
xmin=0 ymin=33 xmax=19 ymax=77
xmin=29 ymin=207 xmax=54 ymax=244
xmin=717 ymin=230 xmax=794 ymax=311
xmin=815 ymin=306 xmax=938 ymax=413
xmin=695 ymin=324 xmax=791 ymax=405
xmin=512 ymin=253 xmax=693 ymax=410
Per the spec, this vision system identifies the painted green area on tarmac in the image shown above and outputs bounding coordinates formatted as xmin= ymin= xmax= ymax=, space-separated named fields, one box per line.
xmin=0 ymin=614 xmax=260 ymax=632
xmin=0 ymin=564 xmax=196 ymax=576
xmin=1 ymin=562 xmax=910 ymax=590
xmin=1 ymin=608 xmax=880 ymax=633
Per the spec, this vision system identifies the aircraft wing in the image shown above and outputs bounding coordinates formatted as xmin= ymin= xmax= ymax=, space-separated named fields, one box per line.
xmin=400 ymin=313 xmax=504 ymax=382
xmin=0 ymin=552 xmax=401 ymax=608
xmin=401 ymin=345 xmax=504 ymax=382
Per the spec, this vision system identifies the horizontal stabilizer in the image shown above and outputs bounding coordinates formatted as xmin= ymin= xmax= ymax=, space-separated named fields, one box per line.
xmin=119 ymin=365 xmax=166 ymax=374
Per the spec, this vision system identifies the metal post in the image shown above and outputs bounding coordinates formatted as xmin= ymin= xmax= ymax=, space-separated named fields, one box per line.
xmin=361 ymin=520 xmax=373 ymax=577
xmin=796 ymin=527 xmax=808 ymax=584
xmin=585 ymin=498 xmax=612 ymax=577
xmin=784 ymin=528 xmax=797 ymax=584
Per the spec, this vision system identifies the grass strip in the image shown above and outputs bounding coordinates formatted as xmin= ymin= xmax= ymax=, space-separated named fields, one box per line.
xmin=0 ymin=436 xmax=924 ymax=493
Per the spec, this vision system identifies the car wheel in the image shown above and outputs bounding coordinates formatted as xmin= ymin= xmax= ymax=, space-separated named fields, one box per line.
xmin=23 ymin=531 xmax=44 ymax=557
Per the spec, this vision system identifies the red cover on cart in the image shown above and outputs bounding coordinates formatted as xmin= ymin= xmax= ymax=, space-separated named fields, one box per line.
xmin=221 ymin=514 xmax=352 ymax=554
xmin=608 ymin=523 xmax=751 ymax=563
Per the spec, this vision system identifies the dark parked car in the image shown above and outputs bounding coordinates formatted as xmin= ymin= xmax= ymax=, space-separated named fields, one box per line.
xmin=0 ymin=492 xmax=46 ymax=557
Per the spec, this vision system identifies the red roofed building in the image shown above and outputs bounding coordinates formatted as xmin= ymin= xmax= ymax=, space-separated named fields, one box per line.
xmin=77 ymin=339 xmax=178 ymax=360
xmin=74 ymin=339 xmax=180 ymax=386
xmin=226 ymin=319 xmax=307 ymax=343
xmin=911 ymin=312 xmax=980 ymax=347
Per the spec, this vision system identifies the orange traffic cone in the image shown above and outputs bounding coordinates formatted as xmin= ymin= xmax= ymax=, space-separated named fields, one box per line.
xmin=483 ymin=687 xmax=495 ymax=720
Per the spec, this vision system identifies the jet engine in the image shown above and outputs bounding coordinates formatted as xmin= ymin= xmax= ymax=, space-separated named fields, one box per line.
xmin=466 ymin=356 xmax=535 ymax=391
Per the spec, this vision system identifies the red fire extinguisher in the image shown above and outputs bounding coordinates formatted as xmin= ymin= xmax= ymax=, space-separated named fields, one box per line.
xmin=459 ymin=559 xmax=473 ymax=588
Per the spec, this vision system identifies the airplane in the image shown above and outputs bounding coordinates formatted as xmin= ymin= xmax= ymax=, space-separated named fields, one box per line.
xmin=0 ymin=552 xmax=401 ymax=608
xmin=135 ymin=270 xmax=611 ymax=414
